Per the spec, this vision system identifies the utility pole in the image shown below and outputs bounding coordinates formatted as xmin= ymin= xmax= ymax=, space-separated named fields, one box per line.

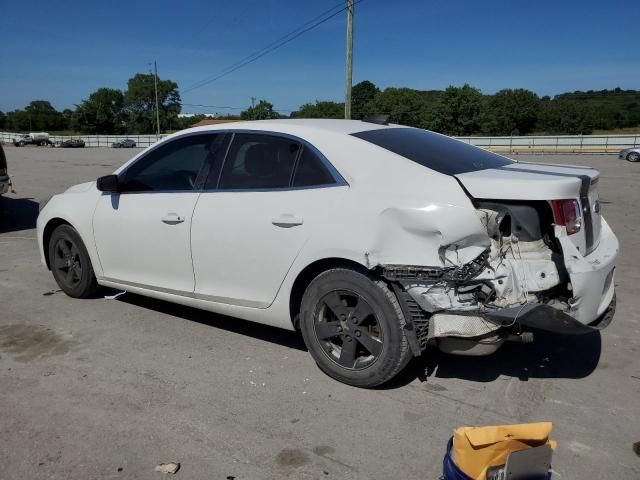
xmin=344 ymin=0 xmax=354 ymax=119
xmin=153 ymin=61 xmax=161 ymax=138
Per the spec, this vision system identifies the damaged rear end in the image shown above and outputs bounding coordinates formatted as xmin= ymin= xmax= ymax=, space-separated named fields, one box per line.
xmin=382 ymin=161 xmax=618 ymax=356
xmin=352 ymin=127 xmax=618 ymax=357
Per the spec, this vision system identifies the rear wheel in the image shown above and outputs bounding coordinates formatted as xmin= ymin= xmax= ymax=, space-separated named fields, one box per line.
xmin=627 ymin=152 xmax=640 ymax=162
xmin=48 ymin=224 xmax=99 ymax=298
xmin=299 ymin=268 xmax=411 ymax=387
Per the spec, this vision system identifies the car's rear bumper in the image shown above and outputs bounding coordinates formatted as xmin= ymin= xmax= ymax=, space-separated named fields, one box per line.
xmin=486 ymin=217 xmax=618 ymax=334
xmin=487 ymin=293 xmax=615 ymax=335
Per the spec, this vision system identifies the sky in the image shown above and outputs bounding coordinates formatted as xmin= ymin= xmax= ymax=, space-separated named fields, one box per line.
xmin=0 ymin=0 xmax=638 ymax=115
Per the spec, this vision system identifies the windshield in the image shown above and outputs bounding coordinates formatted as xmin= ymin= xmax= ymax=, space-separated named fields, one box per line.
xmin=351 ymin=128 xmax=513 ymax=175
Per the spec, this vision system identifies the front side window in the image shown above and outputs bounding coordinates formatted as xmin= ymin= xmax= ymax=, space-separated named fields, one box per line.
xmin=120 ymin=133 xmax=224 ymax=192
xmin=216 ymin=134 xmax=300 ymax=190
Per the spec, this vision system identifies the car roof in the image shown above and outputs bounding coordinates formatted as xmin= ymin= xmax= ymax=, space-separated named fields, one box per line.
xmin=181 ymin=118 xmax=393 ymax=136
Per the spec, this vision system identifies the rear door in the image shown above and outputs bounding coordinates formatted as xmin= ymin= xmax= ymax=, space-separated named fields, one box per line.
xmin=190 ymin=132 xmax=347 ymax=308
xmin=93 ymin=132 xmax=226 ymax=293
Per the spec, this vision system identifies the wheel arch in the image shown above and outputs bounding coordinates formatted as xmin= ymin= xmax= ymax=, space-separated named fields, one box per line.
xmin=288 ymin=257 xmax=373 ymax=329
xmin=42 ymin=217 xmax=74 ymax=270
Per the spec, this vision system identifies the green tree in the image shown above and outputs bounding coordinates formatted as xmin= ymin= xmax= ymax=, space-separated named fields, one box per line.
xmin=22 ymin=101 xmax=64 ymax=131
xmin=7 ymin=103 xmax=64 ymax=131
xmin=431 ymin=84 xmax=483 ymax=135
xmin=0 ymin=111 xmax=5 ymax=130
xmin=240 ymin=100 xmax=280 ymax=120
xmin=72 ymin=88 xmax=125 ymax=134
xmin=60 ymin=109 xmax=73 ymax=131
xmin=123 ymin=73 xmax=181 ymax=134
xmin=290 ymin=101 xmax=344 ymax=119
xmin=363 ymin=88 xmax=428 ymax=128
xmin=484 ymin=89 xmax=540 ymax=135
xmin=351 ymin=80 xmax=379 ymax=119
xmin=6 ymin=110 xmax=28 ymax=131
xmin=537 ymin=99 xmax=593 ymax=134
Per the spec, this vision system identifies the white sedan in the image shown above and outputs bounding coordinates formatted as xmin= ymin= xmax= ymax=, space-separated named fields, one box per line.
xmin=37 ymin=119 xmax=618 ymax=387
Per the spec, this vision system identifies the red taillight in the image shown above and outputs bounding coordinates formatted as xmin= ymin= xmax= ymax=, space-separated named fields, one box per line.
xmin=551 ymin=199 xmax=582 ymax=235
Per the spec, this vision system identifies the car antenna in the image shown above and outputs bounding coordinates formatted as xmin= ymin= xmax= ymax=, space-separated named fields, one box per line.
xmin=362 ymin=115 xmax=390 ymax=125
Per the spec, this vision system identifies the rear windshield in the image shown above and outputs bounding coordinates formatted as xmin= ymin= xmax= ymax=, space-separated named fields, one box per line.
xmin=351 ymin=128 xmax=513 ymax=175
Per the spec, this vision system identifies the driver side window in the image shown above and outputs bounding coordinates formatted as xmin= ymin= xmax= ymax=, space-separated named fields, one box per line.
xmin=120 ymin=134 xmax=224 ymax=192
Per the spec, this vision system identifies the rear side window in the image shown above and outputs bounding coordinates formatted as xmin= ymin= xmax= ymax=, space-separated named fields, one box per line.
xmin=292 ymin=147 xmax=335 ymax=187
xmin=351 ymin=128 xmax=513 ymax=175
xmin=217 ymin=134 xmax=300 ymax=190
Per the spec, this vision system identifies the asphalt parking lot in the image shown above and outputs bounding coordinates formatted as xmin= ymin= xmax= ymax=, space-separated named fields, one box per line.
xmin=1 ymin=145 xmax=639 ymax=480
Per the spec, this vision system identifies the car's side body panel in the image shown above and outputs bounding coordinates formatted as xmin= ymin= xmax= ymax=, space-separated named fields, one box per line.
xmin=191 ymin=186 xmax=349 ymax=309
xmin=93 ymin=192 xmax=199 ymax=293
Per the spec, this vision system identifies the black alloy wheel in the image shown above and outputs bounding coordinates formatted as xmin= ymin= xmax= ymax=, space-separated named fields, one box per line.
xmin=299 ymin=268 xmax=412 ymax=388
xmin=52 ymin=237 xmax=83 ymax=290
xmin=48 ymin=224 xmax=99 ymax=298
xmin=314 ymin=290 xmax=383 ymax=370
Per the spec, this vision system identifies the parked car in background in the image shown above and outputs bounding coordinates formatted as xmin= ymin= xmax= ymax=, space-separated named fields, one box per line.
xmin=619 ymin=147 xmax=640 ymax=162
xmin=37 ymin=119 xmax=619 ymax=387
xmin=0 ymin=144 xmax=11 ymax=200
xmin=58 ymin=139 xmax=85 ymax=148
xmin=112 ymin=139 xmax=136 ymax=148
xmin=13 ymin=132 xmax=52 ymax=147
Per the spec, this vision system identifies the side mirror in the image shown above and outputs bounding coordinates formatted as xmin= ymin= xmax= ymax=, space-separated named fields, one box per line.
xmin=97 ymin=174 xmax=120 ymax=193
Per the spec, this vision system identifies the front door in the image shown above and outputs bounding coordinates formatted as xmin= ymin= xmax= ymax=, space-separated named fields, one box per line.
xmin=93 ymin=132 xmax=226 ymax=293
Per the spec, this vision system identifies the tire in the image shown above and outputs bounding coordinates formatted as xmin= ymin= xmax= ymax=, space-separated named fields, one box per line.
xmin=627 ymin=152 xmax=640 ymax=162
xmin=48 ymin=224 xmax=100 ymax=298
xmin=299 ymin=268 xmax=411 ymax=388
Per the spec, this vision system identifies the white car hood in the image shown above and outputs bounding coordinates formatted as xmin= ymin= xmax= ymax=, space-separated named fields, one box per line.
xmin=454 ymin=162 xmax=599 ymax=200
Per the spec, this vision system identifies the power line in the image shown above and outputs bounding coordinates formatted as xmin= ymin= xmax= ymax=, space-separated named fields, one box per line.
xmin=182 ymin=0 xmax=348 ymax=93
xmin=182 ymin=0 xmax=365 ymax=94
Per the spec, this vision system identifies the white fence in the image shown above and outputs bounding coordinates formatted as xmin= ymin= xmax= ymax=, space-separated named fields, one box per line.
xmin=1 ymin=131 xmax=638 ymax=153
xmin=0 ymin=132 xmax=165 ymax=148
xmin=457 ymin=134 xmax=639 ymax=154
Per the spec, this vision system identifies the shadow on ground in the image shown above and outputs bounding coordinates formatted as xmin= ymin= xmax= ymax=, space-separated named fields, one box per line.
xmin=117 ymin=292 xmax=306 ymax=352
xmin=116 ymin=291 xmax=602 ymax=388
xmin=384 ymin=330 xmax=602 ymax=389
xmin=0 ymin=196 xmax=39 ymax=233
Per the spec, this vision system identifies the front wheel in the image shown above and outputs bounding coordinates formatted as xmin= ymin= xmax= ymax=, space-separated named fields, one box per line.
xmin=48 ymin=224 xmax=100 ymax=298
xmin=299 ymin=268 xmax=411 ymax=388
xmin=627 ymin=152 xmax=640 ymax=162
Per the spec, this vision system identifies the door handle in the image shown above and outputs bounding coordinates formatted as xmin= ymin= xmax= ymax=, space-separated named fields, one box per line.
xmin=272 ymin=214 xmax=304 ymax=228
xmin=161 ymin=213 xmax=185 ymax=224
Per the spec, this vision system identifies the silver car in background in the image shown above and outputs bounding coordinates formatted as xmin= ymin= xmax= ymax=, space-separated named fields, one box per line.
xmin=619 ymin=147 xmax=640 ymax=162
